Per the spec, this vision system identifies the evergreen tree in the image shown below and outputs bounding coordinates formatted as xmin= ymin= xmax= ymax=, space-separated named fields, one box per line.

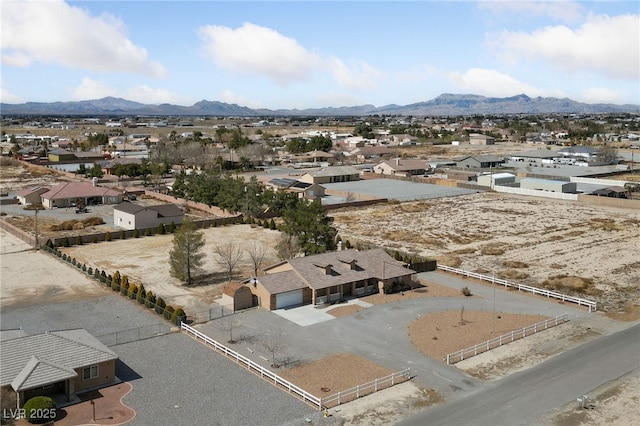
xmin=169 ymin=219 xmax=206 ymax=285
xmin=280 ymin=199 xmax=337 ymax=255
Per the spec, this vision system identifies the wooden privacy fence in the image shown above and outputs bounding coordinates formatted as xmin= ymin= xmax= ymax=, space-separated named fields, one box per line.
xmin=446 ymin=313 xmax=569 ymax=365
xmin=181 ymin=323 xmax=411 ymax=410
xmin=437 ymin=264 xmax=597 ymax=312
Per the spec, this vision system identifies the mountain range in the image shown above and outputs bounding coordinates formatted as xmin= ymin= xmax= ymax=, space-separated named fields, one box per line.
xmin=1 ymin=94 xmax=638 ymax=116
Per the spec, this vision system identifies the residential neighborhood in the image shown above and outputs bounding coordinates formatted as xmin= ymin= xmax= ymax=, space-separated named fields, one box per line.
xmin=1 ymin=111 xmax=639 ymax=426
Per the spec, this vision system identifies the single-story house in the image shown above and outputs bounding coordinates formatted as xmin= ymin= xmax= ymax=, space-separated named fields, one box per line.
xmin=373 ymin=158 xmax=427 ymax=176
xmin=47 ymin=149 xmax=76 ymax=163
xmin=591 ymin=186 xmax=627 ymax=198
xmin=299 ymin=166 xmax=360 ymax=185
xmin=0 ymin=329 xmax=118 ymax=407
xmin=102 ymin=158 xmax=142 ymax=175
xmin=468 ymin=133 xmax=495 ymax=145
xmin=520 ymin=178 xmax=577 ymax=193
xmin=41 ymin=182 xmax=123 ymax=209
xmin=348 ymin=146 xmax=393 ymax=162
xmin=15 ymin=187 xmax=49 ymax=206
xmin=265 ymin=179 xmax=325 ymax=199
xmin=113 ymin=202 xmax=183 ymax=230
xmin=455 ymin=155 xmax=505 ymax=169
xmin=247 ymin=248 xmax=414 ymax=310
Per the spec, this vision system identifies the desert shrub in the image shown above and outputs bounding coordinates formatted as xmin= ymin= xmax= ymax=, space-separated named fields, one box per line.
xmin=212 ymin=220 xmax=218 ymax=227
xmin=157 ymin=223 xmax=165 ymax=234
xmin=61 ymin=237 xmax=70 ymax=247
xmin=344 ymin=240 xmax=352 ymax=249
xmin=56 ymin=250 xmax=62 ymax=257
xmin=100 ymin=271 xmax=107 ymax=283
xmin=62 ymin=253 xmax=67 ymax=261
xmin=82 ymin=216 xmax=104 ymax=226
xmin=120 ymin=276 xmax=129 ymax=295
xmin=45 ymin=239 xmax=54 ymax=248
xmin=71 ymin=258 xmax=77 ymax=266
xmin=269 ymin=219 xmax=276 ymax=230
xmin=262 ymin=220 xmax=269 ymax=229
xmin=132 ymin=229 xmax=140 ymax=238
xmin=87 ymin=267 xmax=92 ymax=275
xmin=394 ymin=251 xmax=401 ymax=260
xmin=172 ymin=307 xmax=186 ymax=325
xmin=163 ymin=305 xmax=175 ymax=320
xmin=119 ymin=230 xmax=126 ymax=240
xmin=104 ymin=231 xmax=111 ymax=242
xmin=480 ymin=243 xmax=506 ymax=256
xmin=60 ymin=220 xmax=77 ymax=231
xmin=461 ymin=287 xmax=472 ymax=297
xmin=82 ymin=264 xmax=87 ymax=271
xmin=145 ymin=291 xmax=156 ymax=308
xmin=144 ymin=228 xmax=151 ymax=237
xmin=111 ymin=271 xmax=121 ymax=291
xmin=23 ymin=396 xmax=56 ymax=424
xmin=75 ymin=236 xmax=83 ymax=245
xmin=155 ymin=297 xmax=166 ymax=314
xmin=137 ymin=284 xmax=146 ymax=304
xmin=168 ymin=222 xmax=176 ymax=233
xmin=128 ymin=283 xmax=138 ymax=299
xmin=92 ymin=235 xmax=98 ymax=243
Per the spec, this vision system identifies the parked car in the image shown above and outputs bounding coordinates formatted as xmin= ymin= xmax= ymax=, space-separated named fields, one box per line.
xmin=75 ymin=207 xmax=88 ymax=214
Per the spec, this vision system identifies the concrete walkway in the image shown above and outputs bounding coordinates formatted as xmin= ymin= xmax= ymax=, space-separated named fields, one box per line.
xmin=272 ymin=298 xmax=373 ymax=326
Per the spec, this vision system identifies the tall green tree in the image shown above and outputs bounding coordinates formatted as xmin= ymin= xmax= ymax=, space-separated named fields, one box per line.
xmin=281 ymin=199 xmax=337 ymax=255
xmin=169 ymin=219 xmax=206 ymax=285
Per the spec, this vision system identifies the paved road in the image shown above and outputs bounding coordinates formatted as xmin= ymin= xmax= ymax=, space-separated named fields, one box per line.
xmin=397 ymin=322 xmax=640 ymax=426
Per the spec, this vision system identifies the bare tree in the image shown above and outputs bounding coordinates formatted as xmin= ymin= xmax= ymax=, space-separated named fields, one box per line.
xmin=217 ymin=316 xmax=242 ymax=344
xmin=212 ymin=241 xmax=244 ymax=282
xmin=275 ymin=234 xmax=299 ymax=260
xmin=245 ymin=241 xmax=267 ymax=277
xmin=344 ymin=191 xmax=356 ymax=203
xmin=260 ymin=328 xmax=289 ymax=368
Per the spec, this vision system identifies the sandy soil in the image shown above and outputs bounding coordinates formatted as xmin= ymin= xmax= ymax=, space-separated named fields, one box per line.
xmin=332 ymin=192 xmax=640 ymax=312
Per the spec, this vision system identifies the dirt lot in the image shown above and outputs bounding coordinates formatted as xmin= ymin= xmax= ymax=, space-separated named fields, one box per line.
xmin=331 ymin=192 xmax=640 ymax=313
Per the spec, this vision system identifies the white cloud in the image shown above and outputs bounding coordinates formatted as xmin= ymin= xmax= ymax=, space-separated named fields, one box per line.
xmin=478 ymin=1 xmax=584 ymax=23
xmin=1 ymin=0 xmax=166 ymax=77
xmin=1 ymin=88 xmax=25 ymax=104
xmin=580 ymin=87 xmax=628 ymax=105
xmin=198 ymin=22 xmax=320 ymax=85
xmin=71 ymin=77 xmax=190 ymax=104
xmin=490 ymin=14 xmax=640 ymax=80
xmin=327 ymin=57 xmax=383 ymax=91
xmin=198 ymin=22 xmax=382 ymax=91
xmin=448 ymin=68 xmax=550 ymax=98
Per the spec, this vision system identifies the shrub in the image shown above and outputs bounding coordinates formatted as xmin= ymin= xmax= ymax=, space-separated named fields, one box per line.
xmin=92 ymin=235 xmax=98 ymax=243
xmin=461 ymin=287 xmax=472 ymax=297
xmin=62 ymin=253 xmax=67 ymax=261
xmin=157 ymin=223 xmax=165 ymax=234
xmin=119 ymin=230 xmax=126 ymax=240
xmin=144 ymin=228 xmax=151 ymax=237
xmin=344 ymin=240 xmax=352 ymax=249
xmin=75 ymin=236 xmax=83 ymax=245
xmin=212 ymin=220 xmax=218 ymax=227
xmin=45 ymin=239 xmax=54 ymax=249
xmin=57 ymin=250 xmax=62 ymax=257
xmin=163 ymin=305 xmax=175 ymax=320
xmin=269 ymin=219 xmax=276 ymax=230
xmin=23 ymin=396 xmax=56 ymax=424
xmin=132 ymin=229 xmax=140 ymax=238
xmin=128 ymin=283 xmax=138 ymax=299
xmin=137 ymin=284 xmax=146 ymax=304
xmin=71 ymin=258 xmax=77 ymax=266
xmin=168 ymin=222 xmax=176 ymax=233
xmin=155 ymin=297 xmax=166 ymax=314
xmin=87 ymin=267 xmax=92 ymax=275
xmin=104 ymin=231 xmax=111 ymax=242
xmin=145 ymin=291 xmax=155 ymax=308
xmin=111 ymin=271 xmax=121 ymax=291
xmin=262 ymin=220 xmax=269 ymax=229
xmin=61 ymin=237 xmax=70 ymax=247
xmin=172 ymin=307 xmax=186 ymax=325
xmin=120 ymin=276 xmax=130 ymax=295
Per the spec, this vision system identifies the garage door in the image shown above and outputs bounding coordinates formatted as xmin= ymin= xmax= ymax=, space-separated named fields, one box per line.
xmin=275 ymin=289 xmax=304 ymax=309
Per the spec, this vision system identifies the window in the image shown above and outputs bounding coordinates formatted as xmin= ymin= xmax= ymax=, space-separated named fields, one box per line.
xmin=82 ymin=365 xmax=99 ymax=380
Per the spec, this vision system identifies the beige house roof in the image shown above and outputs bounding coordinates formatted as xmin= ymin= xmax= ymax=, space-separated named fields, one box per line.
xmin=42 ymin=182 xmax=121 ymax=201
xmin=262 ymin=248 xmax=412 ymax=293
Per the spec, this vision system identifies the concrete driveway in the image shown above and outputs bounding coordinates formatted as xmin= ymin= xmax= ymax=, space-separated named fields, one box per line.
xmin=272 ymin=298 xmax=372 ymax=326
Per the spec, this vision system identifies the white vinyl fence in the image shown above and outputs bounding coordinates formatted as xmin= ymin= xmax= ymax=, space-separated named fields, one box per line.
xmin=446 ymin=313 xmax=569 ymax=364
xmin=181 ymin=323 xmax=411 ymax=410
xmin=437 ymin=265 xmax=597 ymax=312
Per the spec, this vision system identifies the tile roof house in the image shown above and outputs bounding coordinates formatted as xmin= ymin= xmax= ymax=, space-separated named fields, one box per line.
xmin=0 ymin=329 xmax=118 ymax=407
xmin=455 ymin=155 xmax=505 ymax=169
xmin=40 ymin=182 xmax=122 ymax=209
xmin=15 ymin=187 xmax=50 ymax=206
xmin=113 ymin=202 xmax=184 ymax=230
xmin=247 ymin=248 xmax=414 ymax=310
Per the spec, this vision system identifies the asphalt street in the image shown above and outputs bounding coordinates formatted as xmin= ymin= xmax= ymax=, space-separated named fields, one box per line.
xmin=397 ymin=322 xmax=640 ymax=426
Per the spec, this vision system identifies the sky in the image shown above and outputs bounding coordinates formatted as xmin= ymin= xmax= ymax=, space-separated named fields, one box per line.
xmin=1 ymin=0 xmax=639 ymax=109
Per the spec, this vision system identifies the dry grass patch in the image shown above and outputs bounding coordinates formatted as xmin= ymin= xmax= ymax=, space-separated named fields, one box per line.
xmin=279 ymin=353 xmax=400 ymax=403
xmin=327 ymin=304 xmax=365 ymax=318
xmin=589 ymin=218 xmax=623 ymax=231
xmin=408 ymin=310 xmax=550 ymax=362
xmin=362 ymin=281 xmax=462 ymax=305
xmin=498 ymin=269 xmax=529 ymax=280
xmin=452 ymin=247 xmax=477 ymax=255
xmin=605 ymin=303 xmax=640 ymax=322
xmin=502 ymin=261 xmax=528 ymax=268
xmin=437 ymin=255 xmax=461 ymax=268
xmin=542 ymin=275 xmax=600 ymax=296
xmin=480 ymin=243 xmax=507 ymax=256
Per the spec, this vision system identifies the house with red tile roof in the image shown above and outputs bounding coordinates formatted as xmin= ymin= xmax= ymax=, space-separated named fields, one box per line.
xmin=40 ymin=182 xmax=122 ymax=209
xmin=15 ymin=187 xmax=50 ymax=206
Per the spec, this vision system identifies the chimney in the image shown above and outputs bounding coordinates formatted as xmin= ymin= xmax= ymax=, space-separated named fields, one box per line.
xmin=337 ymin=241 xmax=344 ymax=251
xmin=92 ymin=177 xmax=98 ymax=187
xmin=396 ymin=158 xmax=400 ymax=165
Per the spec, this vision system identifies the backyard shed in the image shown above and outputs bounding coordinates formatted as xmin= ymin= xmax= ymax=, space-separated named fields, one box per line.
xmin=477 ymin=173 xmax=516 ymax=187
